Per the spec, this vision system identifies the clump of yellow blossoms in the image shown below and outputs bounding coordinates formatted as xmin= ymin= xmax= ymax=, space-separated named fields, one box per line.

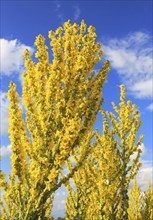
xmin=0 ymin=20 xmax=110 ymax=219
xmin=65 ymin=85 xmax=148 ymax=220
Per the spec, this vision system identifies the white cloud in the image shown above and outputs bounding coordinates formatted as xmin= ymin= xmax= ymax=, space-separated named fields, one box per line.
xmin=147 ymin=103 xmax=153 ymax=111
xmin=136 ymin=160 xmax=153 ymax=191
xmin=0 ymin=38 xmax=33 ymax=76
xmin=74 ymin=5 xmax=81 ymax=21
xmin=0 ymin=145 xmax=12 ymax=157
xmin=52 ymin=187 xmax=67 ymax=218
xmin=103 ymin=32 xmax=153 ymax=99
xmin=0 ymin=92 xmax=9 ymax=135
xmin=130 ymin=79 xmax=153 ymax=99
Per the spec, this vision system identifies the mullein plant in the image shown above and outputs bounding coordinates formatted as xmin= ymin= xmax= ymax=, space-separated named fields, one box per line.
xmin=65 ymin=85 xmax=144 ymax=220
xmin=128 ymin=179 xmax=153 ymax=220
xmin=65 ymin=112 xmax=120 ymax=220
xmin=0 ymin=20 xmax=110 ymax=220
xmin=128 ymin=178 xmax=144 ymax=220
xmin=141 ymin=181 xmax=153 ymax=220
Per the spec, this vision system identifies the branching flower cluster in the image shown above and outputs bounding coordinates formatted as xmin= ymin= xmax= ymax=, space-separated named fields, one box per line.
xmin=0 ymin=20 xmax=152 ymax=220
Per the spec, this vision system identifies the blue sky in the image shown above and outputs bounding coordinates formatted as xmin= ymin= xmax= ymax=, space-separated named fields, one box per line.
xmin=0 ymin=0 xmax=153 ymax=218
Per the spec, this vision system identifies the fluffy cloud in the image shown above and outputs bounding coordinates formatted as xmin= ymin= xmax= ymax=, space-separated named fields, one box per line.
xmin=0 ymin=145 xmax=12 ymax=157
xmin=0 ymin=91 xmax=10 ymax=135
xmin=103 ymin=32 xmax=153 ymax=100
xmin=0 ymin=38 xmax=33 ymax=76
xmin=136 ymin=160 xmax=153 ymax=191
xmin=130 ymin=79 xmax=152 ymax=99
xmin=52 ymin=187 xmax=67 ymax=218
xmin=147 ymin=103 xmax=153 ymax=111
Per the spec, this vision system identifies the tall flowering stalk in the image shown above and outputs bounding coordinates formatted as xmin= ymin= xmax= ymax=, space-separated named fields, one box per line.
xmin=108 ymin=85 xmax=143 ymax=219
xmin=128 ymin=178 xmax=144 ymax=220
xmin=66 ymin=85 xmax=144 ymax=220
xmin=141 ymin=181 xmax=153 ymax=220
xmin=0 ymin=20 xmax=110 ymax=219
xmin=128 ymin=179 xmax=153 ymax=220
